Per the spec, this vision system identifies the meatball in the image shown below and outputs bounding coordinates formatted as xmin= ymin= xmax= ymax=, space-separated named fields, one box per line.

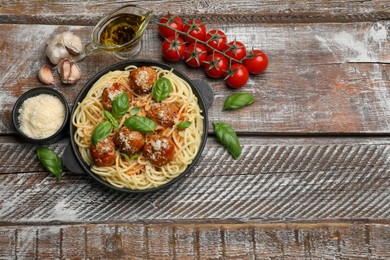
xmin=102 ymin=82 xmax=132 ymax=111
xmin=147 ymin=102 xmax=180 ymax=127
xmin=143 ymin=135 xmax=175 ymax=166
xmin=113 ymin=126 xmax=144 ymax=156
xmin=128 ymin=66 xmax=157 ymax=95
xmin=90 ymin=137 xmax=117 ymax=167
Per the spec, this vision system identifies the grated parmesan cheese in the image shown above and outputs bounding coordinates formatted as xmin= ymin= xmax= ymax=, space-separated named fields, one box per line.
xmin=151 ymin=138 xmax=169 ymax=151
xmin=18 ymin=94 xmax=65 ymax=139
xmin=135 ymin=69 xmax=150 ymax=90
xmin=107 ymin=88 xmax=123 ymax=101
xmin=119 ymin=131 xmax=134 ymax=152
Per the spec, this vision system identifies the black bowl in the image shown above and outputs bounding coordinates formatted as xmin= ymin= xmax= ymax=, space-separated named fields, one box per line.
xmin=64 ymin=60 xmax=213 ymax=193
xmin=12 ymin=87 xmax=70 ymax=145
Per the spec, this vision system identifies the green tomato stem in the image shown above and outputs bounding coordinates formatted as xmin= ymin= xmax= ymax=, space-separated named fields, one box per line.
xmin=157 ymin=22 xmax=242 ymax=64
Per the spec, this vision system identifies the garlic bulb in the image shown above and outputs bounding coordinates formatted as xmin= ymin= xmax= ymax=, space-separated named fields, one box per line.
xmin=46 ymin=35 xmax=69 ymax=65
xmin=45 ymin=32 xmax=84 ymax=65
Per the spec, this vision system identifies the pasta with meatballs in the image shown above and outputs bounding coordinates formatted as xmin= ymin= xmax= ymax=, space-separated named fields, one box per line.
xmin=72 ymin=65 xmax=204 ymax=190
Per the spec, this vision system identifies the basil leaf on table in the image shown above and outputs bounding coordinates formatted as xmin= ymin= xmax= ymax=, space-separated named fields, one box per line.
xmin=111 ymin=92 xmax=130 ymax=118
xmin=152 ymin=77 xmax=172 ymax=101
xmin=103 ymin=110 xmax=119 ymax=130
xmin=37 ymin=147 xmax=63 ymax=183
xmin=223 ymin=93 xmax=255 ymax=110
xmin=124 ymin=116 xmax=157 ymax=134
xmin=91 ymin=121 xmax=113 ymax=145
xmin=213 ymin=122 xmax=242 ymax=159
xmin=177 ymin=121 xmax=192 ymax=130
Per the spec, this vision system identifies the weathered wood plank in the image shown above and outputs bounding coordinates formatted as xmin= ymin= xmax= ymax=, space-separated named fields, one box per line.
xmin=1 ymin=22 xmax=389 ymax=134
xmin=1 ymin=0 xmax=389 ymax=25
xmin=0 ymin=223 xmax=389 ymax=259
xmin=0 ymin=136 xmax=389 ymax=223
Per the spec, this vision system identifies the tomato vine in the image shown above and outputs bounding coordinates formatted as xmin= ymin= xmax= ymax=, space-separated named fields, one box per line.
xmin=157 ymin=13 xmax=269 ymax=89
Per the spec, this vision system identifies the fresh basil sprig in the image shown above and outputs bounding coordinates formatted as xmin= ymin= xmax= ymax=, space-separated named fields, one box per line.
xmin=223 ymin=93 xmax=255 ymax=110
xmin=152 ymin=77 xmax=172 ymax=101
xmin=124 ymin=116 xmax=157 ymax=134
xmin=91 ymin=121 xmax=113 ymax=145
xmin=111 ymin=92 xmax=130 ymax=118
xmin=213 ymin=122 xmax=242 ymax=159
xmin=177 ymin=121 xmax=191 ymax=130
xmin=103 ymin=110 xmax=119 ymax=130
xmin=37 ymin=147 xmax=63 ymax=183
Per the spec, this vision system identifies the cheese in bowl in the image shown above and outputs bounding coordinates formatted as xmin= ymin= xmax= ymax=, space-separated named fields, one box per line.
xmin=12 ymin=87 xmax=70 ymax=144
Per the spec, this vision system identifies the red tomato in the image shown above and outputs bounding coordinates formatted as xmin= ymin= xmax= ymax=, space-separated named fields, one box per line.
xmin=161 ymin=35 xmax=186 ymax=61
xmin=225 ymin=63 xmax=249 ymax=88
xmin=158 ymin=13 xmax=184 ymax=38
xmin=204 ymin=29 xmax=227 ymax=53
xmin=182 ymin=19 xmax=207 ymax=43
xmin=243 ymin=49 xmax=268 ymax=74
xmin=224 ymin=40 xmax=247 ymax=62
xmin=204 ymin=53 xmax=229 ymax=78
xmin=184 ymin=42 xmax=208 ymax=68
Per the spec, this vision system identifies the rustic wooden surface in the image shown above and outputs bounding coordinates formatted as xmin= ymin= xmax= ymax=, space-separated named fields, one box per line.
xmin=1 ymin=0 xmax=390 ymax=259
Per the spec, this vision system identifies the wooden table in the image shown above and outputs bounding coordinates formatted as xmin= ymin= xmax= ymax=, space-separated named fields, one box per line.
xmin=1 ymin=1 xmax=390 ymax=259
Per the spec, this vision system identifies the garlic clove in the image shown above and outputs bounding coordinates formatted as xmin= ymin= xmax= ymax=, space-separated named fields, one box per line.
xmin=61 ymin=31 xmax=84 ymax=56
xmin=59 ymin=59 xmax=81 ymax=84
xmin=60 ymin=59 xmax=72 ymax=82
xmin=38 ymin=64 xmax=55 ymax=85
xmin=67 ymin=62 xmax=81 ymax=83
xmin=65 ymin=45 xmax=81 ymax=56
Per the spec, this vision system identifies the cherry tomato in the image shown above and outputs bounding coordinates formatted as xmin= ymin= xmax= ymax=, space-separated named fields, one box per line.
xmin=204 ymin=53 xmax=229 ymax=78
xmin=158 ymin=13 xmax=184 ymax=38
xmin=224 ymin=40 xmax=247 ymax=62
xmin=204 ymin=29 xmax=227 ymax=53
xmin=182 ymin=19 xmax=207 ymax=43
xmin=161 ymin=35 xmax=186 ymax=61
xmin=225 ymin=63 xmax=249 ymax=88
xmin=243 ymin=49 xmax=268 ymax=74
xmin=184 ymin=42 xmax=208 ymax=68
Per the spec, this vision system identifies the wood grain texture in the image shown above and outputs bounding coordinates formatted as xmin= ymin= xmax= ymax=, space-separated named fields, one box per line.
xmin=0 ymin=222 xmax=389 ymax=259
xmin=1 ymin=0 xmax=390 ymax=25
xmin=1 ymin=136 xmax=389 ymax=223
xmin=1 ymin=0 xmax=390 ymax=257
xmin=0 ymin=21 xmax=389 ymax=135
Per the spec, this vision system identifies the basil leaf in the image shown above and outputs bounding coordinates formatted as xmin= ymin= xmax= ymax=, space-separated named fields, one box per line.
xmin=129 ymin=154 xmax=139 ymax=160
xmin=130 ymin=107 xmax=141 ymax=116
xmin=37 ymin=147 xmax=63 ymax=183
xmin=213 ymin=122 xmax=242 ymax=159
xmin=121 ymin=153 xmax=139 ymax=162
xmin=123 ymin=116 xmax=157 ymax=134
xmin=103 ymin=110 xmax=119 ymax=130
xmin=223 ymin=93 xmax=255 ymax=110
xmin=91 ymin=121 xmax=112 ymax=145
xmin=177 ymin=121 xmax=191 ymax=130
xmin=152 ymin=77 xmax=172 ymax=101
xmin=112 ymin=92 xmax=130 ymax=118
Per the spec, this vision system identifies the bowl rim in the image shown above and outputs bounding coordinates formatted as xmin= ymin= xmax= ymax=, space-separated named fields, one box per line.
xmin=68 ymin=59 xmax=209 ymax=193
xmin=12 ymin=87 xmax=70 ymax=144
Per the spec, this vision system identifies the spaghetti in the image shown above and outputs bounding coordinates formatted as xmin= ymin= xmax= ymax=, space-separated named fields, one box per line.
xmin=72 ymin=65 xmax=204 ymax=190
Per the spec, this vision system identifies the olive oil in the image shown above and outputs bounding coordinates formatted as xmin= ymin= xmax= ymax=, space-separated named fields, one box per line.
xmin=99 ymin=13 xmax=146 ymax=47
